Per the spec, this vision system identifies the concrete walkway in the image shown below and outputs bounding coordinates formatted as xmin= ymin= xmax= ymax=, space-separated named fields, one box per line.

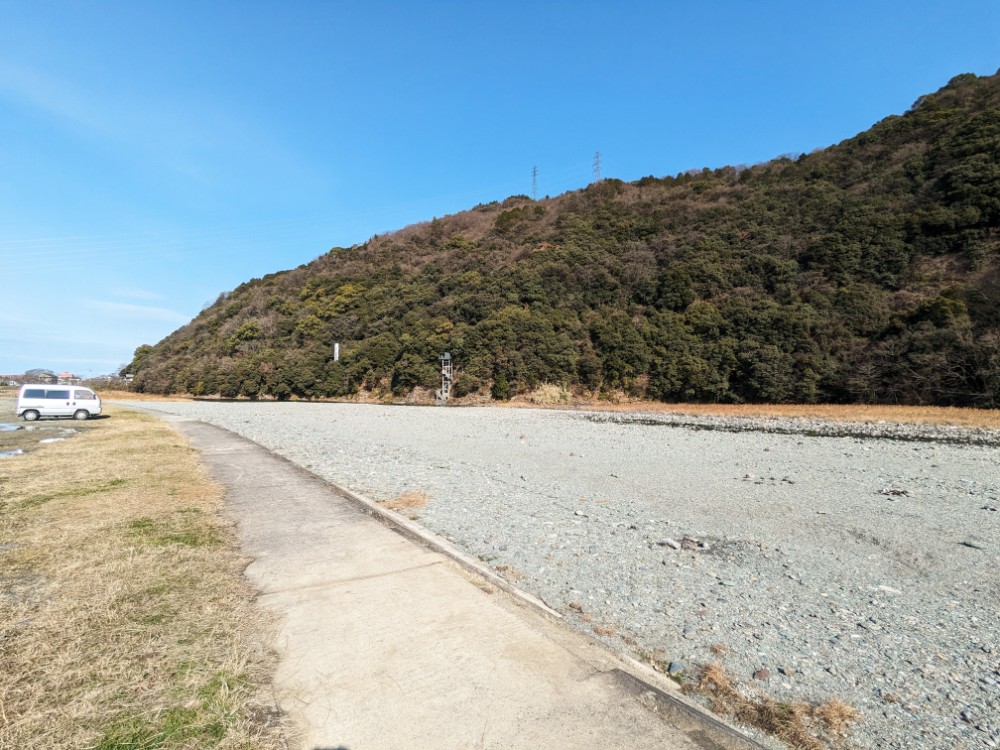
xmin=157 ymin=413 xmax=762 ymax=750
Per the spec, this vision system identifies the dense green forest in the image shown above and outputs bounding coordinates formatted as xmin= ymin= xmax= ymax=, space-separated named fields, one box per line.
xmin=128 ymin=72 xmax=1000 ymax=407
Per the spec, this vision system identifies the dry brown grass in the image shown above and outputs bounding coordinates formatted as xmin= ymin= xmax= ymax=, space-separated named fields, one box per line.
xmin=379 ymin=490 xmax=429 ymax=511
xmin=524 ymin=383 xmax=572 ymax=405
xmin=0 ymin=406 xmax=289 ymax=749
xmin=100 ymin=387 xmax=1000 ymax=429
xmin=97 ymin=389 xmax=196 ymax=402
xmin=683 ymin=663 xmax=859 ymax=750
xmin=503 ymin=398 xmax=1000 ymax=429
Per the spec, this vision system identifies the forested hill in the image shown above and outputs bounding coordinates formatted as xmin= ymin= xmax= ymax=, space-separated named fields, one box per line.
xmin=128 ymin=72 xmax=1000 ymax=407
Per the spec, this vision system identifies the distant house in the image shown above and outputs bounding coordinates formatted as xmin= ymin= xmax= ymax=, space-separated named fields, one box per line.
xmin=1 ymin=375 xmax=21 ymax=386
xmin=57 ymin=372 xmax=81 ymax=385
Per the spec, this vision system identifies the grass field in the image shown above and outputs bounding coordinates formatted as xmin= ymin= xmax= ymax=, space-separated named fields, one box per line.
xmin=0 ymin=405 xmax=289 ymax=749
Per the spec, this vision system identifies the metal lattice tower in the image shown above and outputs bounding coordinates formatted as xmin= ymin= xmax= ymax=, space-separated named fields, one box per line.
xmin=532 ymin=165 xmax=538 ymax=200
xmin=593 ymin=151 xmax=602 ymax=183
xmin=437 ymin=352 xmax=453 ymax=404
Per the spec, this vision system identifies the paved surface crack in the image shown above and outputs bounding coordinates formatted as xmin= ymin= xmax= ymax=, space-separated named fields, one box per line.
xmin=258 ymin=559 xmax=443 ymax=597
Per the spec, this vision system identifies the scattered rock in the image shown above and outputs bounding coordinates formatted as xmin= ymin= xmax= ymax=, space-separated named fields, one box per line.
xmin=878 ymin=487 xmax=912 ymax=497
xmin=668 ymin=660 xmax=684 ymax=675
xmin=960 ymin=540 xmax=985 ymax=550
xmin=680 ymin=537 xmax=710 ymax=552
xmin=658 ymin=538 xmax=682 ymax=550
xmin=753 ymin=668 xmax=771 ymax=681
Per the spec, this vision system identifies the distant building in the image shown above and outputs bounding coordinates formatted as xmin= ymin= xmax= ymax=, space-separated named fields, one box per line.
xmin=57 ymin=372 xmax=81 ymax=385
xmin=1 ymin=375 xmax=21 ymax=386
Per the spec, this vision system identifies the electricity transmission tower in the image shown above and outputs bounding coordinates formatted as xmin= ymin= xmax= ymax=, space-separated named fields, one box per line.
xmin=593 ymin=151 xmax=602 ymax=183
xmin=532 ymin=165 xmax=538 ymax=200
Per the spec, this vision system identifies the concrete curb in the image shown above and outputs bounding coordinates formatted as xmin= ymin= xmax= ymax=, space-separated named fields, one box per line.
xmin=334 ymin=484 xmax=772 ymax=750
xmin=331 ymin=481 xmax=567 ymax=619
xmin=124 ymin=404 xmax=772 ymax=750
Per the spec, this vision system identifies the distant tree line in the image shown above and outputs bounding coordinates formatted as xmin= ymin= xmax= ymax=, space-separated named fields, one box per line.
xmin=127 ymin=72 xmax=1000 ymax=408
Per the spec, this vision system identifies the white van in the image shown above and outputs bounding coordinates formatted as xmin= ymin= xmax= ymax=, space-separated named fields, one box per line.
xmin=16 ymin=384 xmax=103 ymax=421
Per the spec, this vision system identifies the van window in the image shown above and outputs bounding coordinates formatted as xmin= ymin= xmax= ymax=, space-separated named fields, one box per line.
xmin=75 ymin=390 xmax=97 ymax=400
xmin=45 ymin=390 xmax=71 ymax=400
xmin=24 ymin=388 xmax=45 ymax=398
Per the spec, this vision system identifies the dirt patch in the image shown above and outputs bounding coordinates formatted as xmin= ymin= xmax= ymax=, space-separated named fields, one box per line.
xmin=380 ymin=490 xmax=430 ymax=511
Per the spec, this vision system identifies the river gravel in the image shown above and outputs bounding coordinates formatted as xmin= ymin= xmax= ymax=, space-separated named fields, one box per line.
xmin=118 ymin=400 xmax=999 ymax=750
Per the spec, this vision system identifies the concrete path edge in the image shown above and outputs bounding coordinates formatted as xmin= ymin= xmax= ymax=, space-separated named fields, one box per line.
xmin=132 ymin=405 xmax=772 ymax=750
xmin=321 ymin=479 xmax=770 ymax=750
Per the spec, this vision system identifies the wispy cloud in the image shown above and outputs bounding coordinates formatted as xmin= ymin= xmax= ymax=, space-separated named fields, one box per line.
xmin=0 ymin=323 xmax=131 ymax=350
xmin=0 ymin=310 xmax=28 ymax=325
xmin=0 ymin=57 xmax=318 ymax=194
xmin=0 ymin=60 xmax=111 ymax=139
xmin=85 ymin=299 xmax=191 ymax=324
xmin=112 ymin=287 xmax=166 ymax=302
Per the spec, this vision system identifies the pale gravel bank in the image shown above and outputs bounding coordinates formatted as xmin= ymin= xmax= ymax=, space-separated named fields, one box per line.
xmin=118 ymin=400 xmax=999 ymax=750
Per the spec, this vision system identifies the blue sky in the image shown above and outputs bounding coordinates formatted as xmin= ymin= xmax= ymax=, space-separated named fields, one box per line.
xmin=1 ymin=1 xmax=998 ymax=378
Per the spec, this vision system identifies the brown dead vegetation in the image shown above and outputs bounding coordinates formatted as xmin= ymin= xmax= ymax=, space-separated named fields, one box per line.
xmin=503 ymin=397 xmax=1000 ymax=429
xmin=684 ymin=662 xmax=859 ymax=750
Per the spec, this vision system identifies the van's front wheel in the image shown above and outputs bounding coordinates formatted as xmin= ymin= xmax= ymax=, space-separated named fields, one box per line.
xmin=22 ymin=410 xmax=40 ymax=422
xmin=73 ymin=410 xmax=90 ymax=421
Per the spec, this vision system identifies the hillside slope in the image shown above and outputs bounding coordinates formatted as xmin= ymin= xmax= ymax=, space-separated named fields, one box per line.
xmin=128 ymin=72 xmax=1000 ymax=407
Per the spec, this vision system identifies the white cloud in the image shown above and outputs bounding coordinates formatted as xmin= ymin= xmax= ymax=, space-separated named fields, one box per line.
xmin=85 ymin=299 xmax=192 ymax=324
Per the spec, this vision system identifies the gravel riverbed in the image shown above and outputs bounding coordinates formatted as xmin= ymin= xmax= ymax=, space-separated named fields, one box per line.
xmin=119 ymin=400 xmax=999 ymax=750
